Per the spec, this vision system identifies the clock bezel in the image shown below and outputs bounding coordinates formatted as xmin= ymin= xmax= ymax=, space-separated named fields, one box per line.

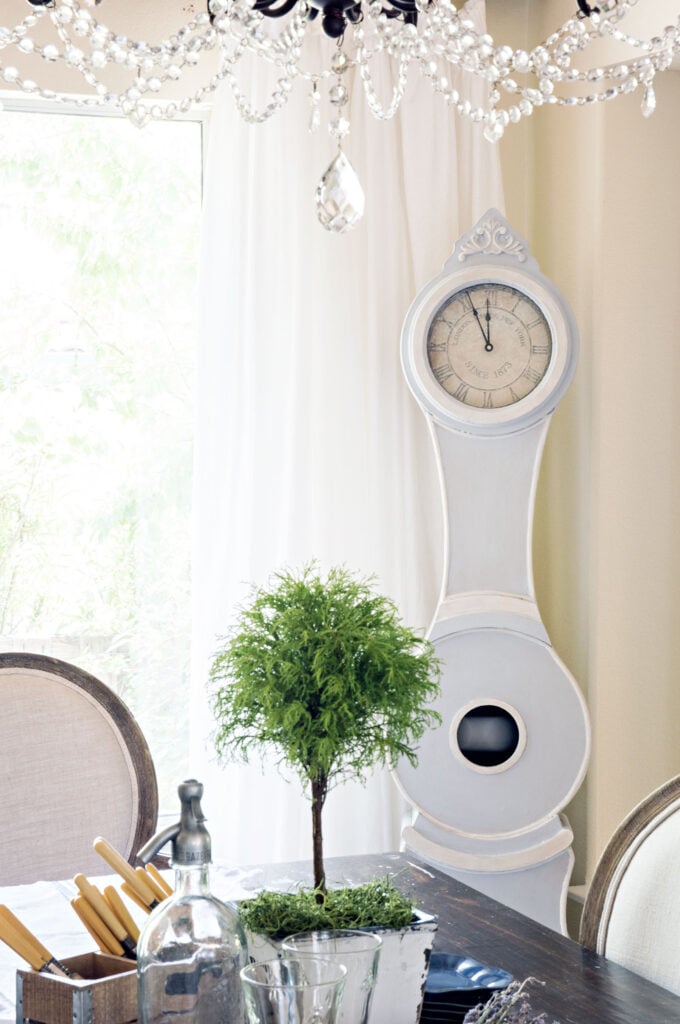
xmin=401 ymin=260 xmax=578 ymax=435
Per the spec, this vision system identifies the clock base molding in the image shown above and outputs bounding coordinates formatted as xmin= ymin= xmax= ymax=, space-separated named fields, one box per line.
xmin=403 ymin=814 xmax=574 ymax=934
xmin=403 ymin=812 xmax=574 ymax=872
xmin=432 ymin=593 xmax=548 ymax=643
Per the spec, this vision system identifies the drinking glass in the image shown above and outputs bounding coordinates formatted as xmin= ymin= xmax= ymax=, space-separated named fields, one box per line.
xmin=281 ymin=930 xmax=382 ymax=1024
xmin=240 ymin=957 xmax=346 ymax=1024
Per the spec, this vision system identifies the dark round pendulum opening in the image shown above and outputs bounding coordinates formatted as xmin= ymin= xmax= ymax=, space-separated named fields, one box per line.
xmin=456 ymin=704 xmax=521 ymax=768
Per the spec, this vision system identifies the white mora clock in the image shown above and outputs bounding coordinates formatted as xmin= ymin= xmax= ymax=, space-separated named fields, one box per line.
xmin=396 ymin=209 xmax=590 ymax=935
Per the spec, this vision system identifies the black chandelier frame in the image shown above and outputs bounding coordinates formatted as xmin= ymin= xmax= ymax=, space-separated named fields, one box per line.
xmin=207 ymin=0 xmax=602 ymax=42
xmin=24 ymin=0 xmax=604 ymax=45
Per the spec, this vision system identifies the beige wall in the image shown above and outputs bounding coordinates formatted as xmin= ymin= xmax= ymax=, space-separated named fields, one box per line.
xmin=489 ymin=0 xmax=680 ymax=884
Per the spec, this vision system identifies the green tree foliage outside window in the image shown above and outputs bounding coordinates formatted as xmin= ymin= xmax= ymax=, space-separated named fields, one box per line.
xmin=0 ymin=110 xmax=202 ymax=809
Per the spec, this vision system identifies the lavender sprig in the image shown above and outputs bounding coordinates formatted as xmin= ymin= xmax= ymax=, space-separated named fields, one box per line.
xmin=463 ymin=977 xmax=560 ymax=1024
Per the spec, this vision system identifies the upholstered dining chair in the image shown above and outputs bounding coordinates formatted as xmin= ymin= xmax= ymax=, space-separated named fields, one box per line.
xmin=580 ymin=773 xmax=680 ymax=996
xmin=0 ymin=652 xmax=159 ymax=885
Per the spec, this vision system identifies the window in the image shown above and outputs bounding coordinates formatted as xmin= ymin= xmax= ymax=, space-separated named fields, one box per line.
xmin=0 ymin=106 xmax=203 ymax=812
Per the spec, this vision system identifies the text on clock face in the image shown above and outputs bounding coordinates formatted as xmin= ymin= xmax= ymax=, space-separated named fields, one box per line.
xmin=441 ymin=359 xmax=516 ymax=382
xmin=426 ymin=282 xmax=552 ymax=410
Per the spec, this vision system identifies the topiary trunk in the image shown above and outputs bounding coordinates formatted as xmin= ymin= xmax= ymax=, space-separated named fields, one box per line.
xmin=311 ymin=773 xmax=328 ymax=894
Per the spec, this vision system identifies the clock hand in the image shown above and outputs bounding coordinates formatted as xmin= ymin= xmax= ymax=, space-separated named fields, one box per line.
xmin=485 ymin=298 xmax=493 ymax=352
xmin=469 ymin=299 xmax=492 ymax=351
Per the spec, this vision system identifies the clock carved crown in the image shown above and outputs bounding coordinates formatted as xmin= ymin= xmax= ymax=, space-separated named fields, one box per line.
xmin=453 ymin=209 xmax=532 ymax=266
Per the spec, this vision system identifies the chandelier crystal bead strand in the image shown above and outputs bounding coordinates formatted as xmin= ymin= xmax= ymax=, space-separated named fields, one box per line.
xmin=5 ymin=0 xmax=680 ymax=230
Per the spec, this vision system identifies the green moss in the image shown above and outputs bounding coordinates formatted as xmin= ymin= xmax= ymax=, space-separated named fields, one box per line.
xmin=238 ymin=877 xmax=415 ymax=940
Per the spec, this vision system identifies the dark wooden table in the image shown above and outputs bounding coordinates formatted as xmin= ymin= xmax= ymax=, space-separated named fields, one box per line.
xmin=270 ymin=851 xmax=680 ymax=1024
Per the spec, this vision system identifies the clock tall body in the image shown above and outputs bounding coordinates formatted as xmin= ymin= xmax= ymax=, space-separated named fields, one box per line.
xmin=396 ymin=209 xmax=590 ymax=935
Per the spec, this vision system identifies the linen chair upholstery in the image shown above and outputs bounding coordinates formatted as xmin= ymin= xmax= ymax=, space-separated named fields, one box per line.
xmin=580 ymin=773 xmax=680 ymax=996
xmin=0 ymin=652 xmax=158 ymax=885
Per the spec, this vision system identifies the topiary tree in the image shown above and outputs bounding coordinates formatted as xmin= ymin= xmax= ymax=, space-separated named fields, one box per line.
xmin=210 ymin=564 xmax=441 ymax=894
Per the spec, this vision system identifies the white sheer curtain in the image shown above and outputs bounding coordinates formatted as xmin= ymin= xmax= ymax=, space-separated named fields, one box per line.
xmin=189 ymin=0 xmax=503 ymax=866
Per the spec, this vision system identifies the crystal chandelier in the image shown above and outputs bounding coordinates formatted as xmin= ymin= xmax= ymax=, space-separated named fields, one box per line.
xmin=4 ymin=0 xmax=680 ymax=231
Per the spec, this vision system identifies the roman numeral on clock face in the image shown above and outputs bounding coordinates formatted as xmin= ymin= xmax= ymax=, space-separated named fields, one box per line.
xmin=453 ymin=382 xmax=469 ymax=402
xmin=523 ymin=366 xmax=542 ymax=385
xmin=433 ymin=364 xmax=455 ymax=384
xmin=531 ymin=344 xmax=550 ymax=355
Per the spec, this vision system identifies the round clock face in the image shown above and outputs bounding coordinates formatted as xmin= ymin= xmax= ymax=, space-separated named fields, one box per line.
xmin=426 ymin=283 xmax=552 ymax=410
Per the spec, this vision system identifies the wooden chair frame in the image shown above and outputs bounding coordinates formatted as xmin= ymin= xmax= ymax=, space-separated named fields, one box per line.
xmin=0 ymin=651 xmax=159 ymax=867
xmin=580 ymin=773 xmax=680 ymax=953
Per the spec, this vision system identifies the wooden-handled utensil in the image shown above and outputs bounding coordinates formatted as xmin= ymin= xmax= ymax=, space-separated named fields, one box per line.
xmin=103 ymin=887 xmax=140 ymax=944
xmin=120 ymin=882 xmax=153 ymax=915
xmin=136 ymin=866 xmax=167 ymax=904
xmin=70 ymin=896 xmax=125 ymax=958
xmin=93 ymin=837 xmax=159 ymax=910
xmin=0 ymin=906 xmax=75 ymax=978
xmin=146 ymin=863 xmax=173 ymax=898
xmin=73 ymin=875 xmax=136 ymax=959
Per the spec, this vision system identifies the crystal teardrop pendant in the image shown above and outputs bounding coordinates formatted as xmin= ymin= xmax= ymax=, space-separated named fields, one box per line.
xmin=308 ymin=81 xmax=320 ymax=134
xmin=641 ymin=84 xmax=656 ymax=118
xmin=315 ymin=149 xmax=365 ymax=233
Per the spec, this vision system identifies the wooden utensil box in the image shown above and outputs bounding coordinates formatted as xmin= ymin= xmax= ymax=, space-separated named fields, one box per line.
xmin=16 ymin=952 xmax=137 ymax=1024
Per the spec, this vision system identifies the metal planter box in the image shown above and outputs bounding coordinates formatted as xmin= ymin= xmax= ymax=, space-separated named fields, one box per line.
xmin=246 ymin=908 xmax=438 ymax=1024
